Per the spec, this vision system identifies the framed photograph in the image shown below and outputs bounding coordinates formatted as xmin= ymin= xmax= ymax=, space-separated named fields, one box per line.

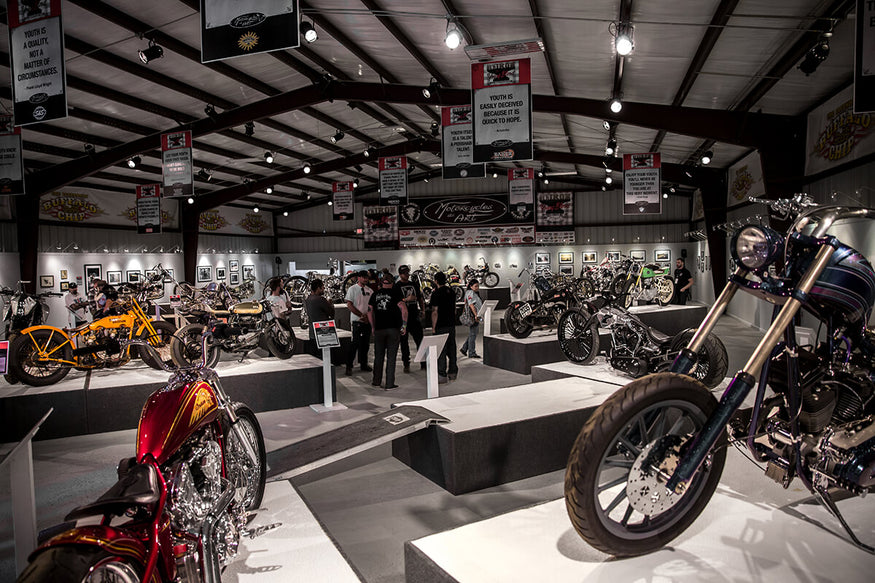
xmin=229 ymin=260 xmax=239 ymax=272
xmin=242 ymin=264 xmax=255 ymax=281
xmin=127 ymin=270 xmax=142 ymax=284
xmin=582 ymin=252 xmax=597 ymax=263
xmin=216 ymin=267 xmax=226 ymax=280
xmin=39 ymin=275 xmax=54 ymax=288
xmin=163 ymin=268 xmax=174 ymax=283
xmin=630 ymin=250 xmax=646 ymax=261
xmin=559 ymin=265 xmax=574 ymax=275
xmin=535 ymin=252 xmax=550 ymax=265
xmin=607 ymin=251 xmax=621 ymax=262
xmin=60 ymin=281 xmax=70 ymax=292
xmin=84 ymin=264 xmax=102 ymax=283
xmin=145 ymin=269 xmax=158 ymax=281
xmin=106 ymin=271 xmax=122 ymax=285
xmin=558 ymin=252 xmax=573 ymax=264
xmin=655 ymin=249 xmax=671 ymax=262
xmin=197 ymin=266 xmax=212 ymax=283
xmin=60 ymin=269 xmax=68 ymax=280
xmin=230 ymin=272 xmax=240 ymax=285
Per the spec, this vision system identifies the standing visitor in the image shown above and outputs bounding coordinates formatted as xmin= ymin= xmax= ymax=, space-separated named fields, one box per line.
xmin=395 ymin=265 xmax=424 ymax=372
xmin=64 ymin=282 xmax=88 ymax=327
xmin=345 ymin=270 xmax=373 ymax=375
xmin=429 ymin=271 xmax=458 ymax=383
xmin=368 ymin=272 xmax=408 ymax=390
xmin=673 ymin=257 xmax=694 ymax=305
xmin=460 ymin=278 xmax=482 ymax=358
xmin=305 ymin=279 xmax=335 ymax=357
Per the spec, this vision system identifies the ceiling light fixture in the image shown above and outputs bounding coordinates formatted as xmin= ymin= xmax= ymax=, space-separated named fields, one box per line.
xmin=126 ymin=155 xmax=141 ymax=168
xmin=197 ymin=168 xmax=212 ymax=181
xmin=605 ymin=138 xmax=617 ymax=155
xmin=204 ymin=104 xmax=217 ymax=118
xmin=603 ymin=120 xmax=612 ymax=131
xmin=330 ymin=130 xmax=345 ymax=144
xmin=302 ymin=162 xmax=312 ymax=174
xmin=327 ymin=200 xmax=333 ymax=206
xmin=663 ymin=192 xmax=669 ymax=199
xmin=266 ymin=186 xmax=273 ymax=194
xmin=244 ymin=121 xmax=255 ymax=136
xmin=138 ymin=40 xmax=164 ymax=64
xmin=283 ymin=211 xmax=289 ymax=217
xmin=605 ymin=167 xmax=612 ymax=174
xmin=492 ymin=172 xmax=498 ymax=179
xmin=84 ymin=143 xmax=95 ymax=154
xmin=187 ymin=197 xmax=194 ymax=204
xmin=798 ymin=36 xmax=830 ymax=76
xmin=613 ymin=22 xmax=634 ymax=56
xmin=300 ymin=21 xmax=318 ymax=43
xmin=353 ymin=179 xmax=359 ymax=188
xmin=605 ymin=175 xmax=613 ymax=185
xmin=253 ymin=206 xmax=259 ymax=213
xmin=609 ymin=97 xmax=623 ymax=114
xmin=701 ymin=150 xmax=713 ymax=165
xmin=424 ymin=177 xmax=429 ymax=183
xmin=445 ymin=18 xmax=465 ymax=50
xmin=422 ymin=78 xmax=441 ymax=99
xmin=430 ymin=121 xmax=440 ymax=137
xmin=264 ymin=151 xmax=274 ymax=164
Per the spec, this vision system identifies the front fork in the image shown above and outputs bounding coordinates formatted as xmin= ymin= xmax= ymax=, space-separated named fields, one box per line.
xmin=667 ymin=242 xmax=837 ymax=493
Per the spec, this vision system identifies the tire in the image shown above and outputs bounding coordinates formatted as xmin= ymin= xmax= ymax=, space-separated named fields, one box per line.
xmin=342 ymin=273 xmax=358 ymax=295
xmin=656 ymin=276 xmax=675 ymax=306
xmin=262 ymin=319 xmax=295 ymax=359
xmin=564 ymin=373 xmax=726 ymax=557
xmin=18 ymin=545 xmax=143 ymax=583
xmin=668 ymin=329 xmax=729 ymax=389
xmin=557 ymin=308 xmax=600 ymax=365
xmin=136 ymin=320 xmax=177 ymax=370
xmin=170 ymin=323 xmax=221 ymax=368
xmin=224 ymin=406 xmax=267 ymax=512
xmin=453 ymin=285 xmax=464 ymax=303
xmin=504 ymin=301 xmax=534 ymax=339
xmin=576 ymin=277 xmax=596 ymax=299
xmin=610 ymin=274 xmax=628 ymax=296
xmin=621 ymin=280 xmax=636 ymax=309
xmin=483 ymin=272 xmax=500 ymax=288
xmin=9 ymin=329 xmax=72 ymax=387
xmin=285 ymin=276 xmax=308 ymax=308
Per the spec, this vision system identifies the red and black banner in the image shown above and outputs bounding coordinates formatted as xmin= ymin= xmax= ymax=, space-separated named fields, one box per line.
xmin=379 ymin=156 xmax=407 ymax=206
xmin=161 ymin=130 xmax=193 ymax=198
xmin=8 ymin=0 xmax=67 ymax=126
xmin=855 ymin=0 xmax=875 ymax=113
xmin=363 ymin=205 xmax=398 ymax=249
xmin=136 ymin=184 xmax=162 ymax=234
xmin=623 ymin=153 xmax=662 ymax=215
xmin=201 ymin=0 xmax=300 ymax=63
xmin=332 ymin=181 xmax=354 ymax=221
xmin=471 ymin=58 xmax=533 ymax=163
xmin=508 ymin=167 xmax=534 ymax=218
xmin=441 ymin=105 xmax=484 ymax=179
xmin=0 ymin=115 xmax=25 ymax=195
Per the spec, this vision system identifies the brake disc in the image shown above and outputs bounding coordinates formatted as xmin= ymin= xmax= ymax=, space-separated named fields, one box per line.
xmin=625 ymin=435 xmax=687 ymax=515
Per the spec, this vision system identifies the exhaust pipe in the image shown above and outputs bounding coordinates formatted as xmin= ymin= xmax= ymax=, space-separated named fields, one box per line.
xmin=201 ymin=479 xmax=234 ymax=583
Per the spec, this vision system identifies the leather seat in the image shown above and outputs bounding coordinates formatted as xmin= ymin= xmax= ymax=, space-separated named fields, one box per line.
xmin=65 ymin=460 xmax=159 ymax=520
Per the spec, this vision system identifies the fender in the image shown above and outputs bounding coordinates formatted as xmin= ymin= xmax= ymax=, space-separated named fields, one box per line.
xmin=18 ymin=325 xmax=72 ymax=346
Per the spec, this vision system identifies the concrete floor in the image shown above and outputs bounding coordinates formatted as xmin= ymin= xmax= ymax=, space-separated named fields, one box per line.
xmin=0 ymin=309 xmax=782 ymax=582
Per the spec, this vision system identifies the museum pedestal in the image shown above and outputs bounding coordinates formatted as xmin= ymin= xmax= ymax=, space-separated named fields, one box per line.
xmin=478 ymin=286 xmax=511 ymax=309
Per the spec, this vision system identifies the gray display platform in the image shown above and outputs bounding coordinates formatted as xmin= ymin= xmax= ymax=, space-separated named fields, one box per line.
xmin=0 ymin=354 xmax=335 ymax=442
xmin=299 ymin=327 xmax=352 ymax=366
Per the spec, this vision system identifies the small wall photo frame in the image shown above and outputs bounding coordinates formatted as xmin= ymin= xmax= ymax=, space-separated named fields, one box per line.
xmin=60 ymin=281 xmax=70 ymax=292
xmin=60 ymin=269 xmax=68 ymax=280
xmin=106 ymin=271 xmax=122 ymax=285
xmin=655 ymin=249 xmax=671 ymax=262
xmin=197 ymin=266 xmax=212 ymax=282
xmin=230 ymin=272 xmax=240 ymax=285
xmin=582 ymin=252 xmax=597 ymax=263
xmin=242 ymin=265 xmax=255 ymax=281
xmin=559 ymin=265 xmax=574 ymax=275
xmin=39 ymin=275 xmax=54 ymax=288
xmin=630 ymin=250 xmax=646 ymax=261
xmin=127 ymin=271 xmax=142 ymax=284
xmin=535 ymin=252 xmax=550 ymax=265
xmin=216 ymin=267 xmax=226 ymax=280
xmin=558 ymin=252 xmax=573 ymax=264
xmin=84 ymin=264 xmax=102 ymax=283
xmin=607 ymin=251 xmax=621 ymax=262
xmin=229 ymin=260 xmax=239 ymax=272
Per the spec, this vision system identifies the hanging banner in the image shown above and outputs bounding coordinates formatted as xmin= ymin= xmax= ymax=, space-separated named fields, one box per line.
xmin=39 ymin=188 xmax=178 ymax=228
xmin=623 ymin=153 xmax=662 ymax=215
xmin=201 ymin=0 xmax=300 ymax=63
xmin=508 ymin=167 xmax=534 ymax=206
xmin=806 ymin=85 xmax=874 ymax=175
xmin=537 ymin=191 xmax=573 ymax=228
xmin=379 ymin=156 xmax=407 ymax=206
xmin=0 ymin=115 xmax=25 ymax=195
xmin=399 ymin=194 xmax=534 ymax=228
xmin=471 ymin=57 xmax=533 ymax=163
xmin=135 ymin=184 xmax=162 ymax=234
xmin=198 ymin=206 xmax=273 ymax=235
xmin=363 ymin=205 xmax=398 ymax=249
xmin=441 ymin=105 xmax=485 ymax=179
xmin=855 ymin=0 xmax=875 ymax=113
xmin=8 ymin=0 xmax=68 ymax=126
xmin=332 ymin=181 xmax=354 ymax=221
xmin=727 ymin=151 xmax=765 ymax=208
xmin=162 ymin=130 xmax=194 ymax=198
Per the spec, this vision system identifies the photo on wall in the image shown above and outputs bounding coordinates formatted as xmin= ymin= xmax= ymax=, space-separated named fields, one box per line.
xmin=84 ymin=264 xmax=102 ymax=283
xmin=558 ymin=252 xmax=573 ymax=264
xmin=163 ymin=268 xmax=174 ymax=283
xmin=127 ymin=271 xmax=142 ymax=284
xmin=216 ymin=267 xmax=226 ymax=280
xmin=655 ymin=249 xmax=671 ymax=262
xmin=535 ymin=252 xmax=550 ymax=265
xmin=145 ymin=269 xmax=158 ymax=281
xmin=559 ymin=265 xmax=574 ymax=275
xmin=607 ymin=251 xmax=621 ymax=262
xmin=197 ymin=266 xmax=212 ymax=283
xmin=60 ymin=281 xmax=69 ymax=292
xmin=242 ymin=265 xmax=255 ymax=281
xmin=39 ymin=275 xmax=54 ymax=289
xmin=230 ymin=272 xmax=239 ymax=285
xmin=106 ymin=271 xmax=122 ymax=285
xmin=229 ymin=260 xmax=239 ymax=272
xmin=60 ymin=269 xmax=68 ymax=280
xmin=582 ymin=252 xmax=597 ymax=263
xmin=630 ymin=250 xmax=646 ymax=261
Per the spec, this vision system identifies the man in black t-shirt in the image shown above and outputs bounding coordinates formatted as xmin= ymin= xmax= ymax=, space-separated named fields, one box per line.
xmin=305 ymin=279 xmax=335 ymax=357
xmin=368 ymin=273 xmax=408 ymax=389
xmin=673 ymin=257 xmax=693 ymax=305
xmin=429 ymin=271 xmax=458 ymax=382
xmin=394 ymin=265 xmax=425 ymax=372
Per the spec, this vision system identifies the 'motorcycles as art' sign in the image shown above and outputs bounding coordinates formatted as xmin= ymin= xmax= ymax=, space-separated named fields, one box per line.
xmin=399 ymin=194 xmax=532 ymax=227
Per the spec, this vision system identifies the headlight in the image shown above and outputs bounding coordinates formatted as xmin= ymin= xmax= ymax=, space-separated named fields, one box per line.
xmin=730 ymin=225 xmax=784 ymax=270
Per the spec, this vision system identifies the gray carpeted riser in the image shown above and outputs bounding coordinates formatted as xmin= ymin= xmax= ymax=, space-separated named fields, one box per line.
xmin=483 ymin=335 xmax=567 ymax=374
xmin=404 ymin=541 xmax=459 ymax=583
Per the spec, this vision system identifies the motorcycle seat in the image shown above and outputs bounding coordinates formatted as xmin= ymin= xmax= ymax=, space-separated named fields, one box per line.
xmin=65 ymin=461 xmax=160 ymax=521
xmin=64 ymin=321 xmax=92 ymax=334
xmin=646 ymin=327 xmax=672 ymax=345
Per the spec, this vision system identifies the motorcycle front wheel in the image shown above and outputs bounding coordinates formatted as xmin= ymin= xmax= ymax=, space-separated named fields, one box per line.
xmin=482 ymin=272 xmax=500 ymax=288
xmin=261 ymin=319 xmax=296 ymax=359
xmin=504 ymin=301 xmax=533 ymax=338
xmin=285 ymin=276 xmax=309 ymax=307
xmin=565 ymin=373 xmax=726 ymax=557
xmin=557 ymin=308 xmax=600 ymax=365
xmin=9 ymin=329 xmax=72 ymax=386
xmin=18 ymin=545 xmax=143 ymax=582
xmin=170 ymin=323 xmax=221 ymax=368
xmin=576 ymin=277 xmax=596 ymax=299
xmin=656 ymin=276 xmax=675 ymax=306
xmin=621 ymin=280 xmax=636 ymax=309
xmin=224 ymin=405 xmax=267 ymax=511
xmin=136 ymin=320 xmax=177 ymax=370
xmin=609 ymin=274 xmax=628 ymax=296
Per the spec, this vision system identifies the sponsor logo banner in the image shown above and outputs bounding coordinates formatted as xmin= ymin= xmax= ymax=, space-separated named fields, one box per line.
xmin=441 ymin=105 xmax=484 ymax=179
xmin=379 ymin=156 xmax=407 ymax=206
xmin=363 ymin=206 xmax=398 ymax=249
xmin=201 ymin=0 xmax=300 ymax=62
xmin=162 ymin=130 xmax=194 ymax=197
xmin=471 ymin=58 xmax=533 ymax=163
xmin=623 ymin=153 xmax=662 ymax=215
xmin=8 ymin=0 xmax=67 ymax=126
xmin=806 ymin=85 xmax=874 ymax=175
xmin=136 ymin=184 xmax=162 ymax=234
xmin=537 ymin=191 xmax=573 ymax=229
xmin=39 ymin=188 xmax=179 ymax=228
xmin=855 ymin=0 xmax=875 ymax=113
xmin=198 ymin=206 xmax=273 ymax=235
xmin=399 ymin=225 xmax=536 ymax=248
xmin=0 ymin=115 xmax=25 ymax=195
xmin=536 ymin=230 xmax=575 ymax=244
xmin=399 ymin=194 xmax=533 ymax=228
xmin=727 ymin=151 xmax=764 ymax=207
xmin=332 ymin=181 xmax=354 ymax=220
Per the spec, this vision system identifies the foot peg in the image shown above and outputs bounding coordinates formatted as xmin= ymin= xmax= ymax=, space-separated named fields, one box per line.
xmin=243 ymin=522 xmax=282 ymax=539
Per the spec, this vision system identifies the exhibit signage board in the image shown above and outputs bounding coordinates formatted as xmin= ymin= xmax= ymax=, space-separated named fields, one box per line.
xmin=8 ymin=0 xmax=68 ymax=126
xmin=379 ymin=156 xmax=408 ymax=206
xmin=508 ymin=168 xmax=534 ymax=209
xmin=855 ymin=0 xmax=875 ymax=113
xmin=363 ymin=205 xmax=398 ymax=249
xmin=727 ymin=151 xmax=765 ymax=208
xmin=471 ymin=58 xmax=533 ymax=163
xmin=200 ymin=0 xmax=300 ymax=62
xmin=40 ymin=187 xmax=179 ymax=229
xmin=161 ymin=130 xmax=194 ymax=198
xmin=536 ymin=191 xmax=574 ymax=244
xmin=806 ymin=85 xmax=875 ymax=175
xmin=313 ymin=320 xmax=340 ymax=349
xmin=332 ymin=181 xmax=354 ymax=220
xmin=0 ymin=115 xmax=25 ymax=195
xmin=441 ymin=105 xmax=484 ymax=179
xmin=136 ymin=184 xmax=162 ymax=234
xmin=198 ymin=206 xmax=273 ymax=235
xmin=623 ymin=153 xmax=662 ymax=215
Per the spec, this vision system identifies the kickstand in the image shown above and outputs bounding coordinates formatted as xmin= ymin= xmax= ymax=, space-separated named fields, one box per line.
xmin=813 ymin=486 xmax=875 ymax=554
xmin=237 ymin=351 xmax=250 ymax=363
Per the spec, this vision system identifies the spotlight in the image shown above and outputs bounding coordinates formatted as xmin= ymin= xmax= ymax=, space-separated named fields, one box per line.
xmin=614 ymin=22 xmax=634 ymax=56
xmin=264 ymin=151 xmax=274 ymax=164
xmin=423 ymin=78 xmax=441 ymax=99
xmin=197 ymin=168 xmax=212 ymax=181
xmin=302 ymin=162 xmax=312 ymax=174
xmin=445 ymin=19 xmax=464 ymax=50
xmin=283 ymin=211 xmax=289 ymax=217
xmin=300 ymin=21 xmax=318 ymax=43
xmin=537 ymin=169 xmax=544 ymax=178
xmin=306 ymin=192 xmax=312 ymax=200
xmin=253 ymin=206 xmax=259 ymax=213
xmin=363 ymin=147 xmax=372 ymax=158
xmin=605 ymin=168 xmax=612 ymax=174
xmin=424 ymin=177 xmax=429 ymax=183
xmin=798 ymin=37 xmax=830 ymax=76
xmin=605 ymin=138 xmax=617 ymax=155
xmin=430 ymin=121 xmax=440 ymax=137
xmin=126 ymin=155 xmax=141 ymax=168
xmin=663 ymin=192 xmax=669 ymax=199
xmin=492 ymin=172 xmax=498 ymax=179
xmin=605 ymin=175 xmax=613 ymax=185
xmin=84 ymin=143 xmax=95 ymax=154
xmin=327 ymin=200 xmax=333 ymax=206
xmin=609 ymin=98 xmax=622 ymax=113
xmin=701 ymin=150 xmax=713 ymax=165
xmin=543 ymin=178 xmax=549 ymax=185
xmin=669 ymin=186 xmax=676 ymax=193
xmin=204 ymin=104 xmax=217 ymax=118
xmin=244 ymin=121 xmax=255 ymax=136
xmin=330 ymin=130 xmax=345 ymax=144
xmin=603 ymin=120 xmax=611 ymax=131
xmin=138 ymin=40 xmax=164 ymax=64
xmin=266 ymin=186 xmax=273 ymax=194
xmin=353 ymin=179 xmax=359 ymax=188
xmin=187 ymin=197 xmax=194 ymax=204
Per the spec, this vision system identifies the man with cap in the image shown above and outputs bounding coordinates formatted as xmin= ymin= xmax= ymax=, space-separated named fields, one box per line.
xmin=64 ymin=282 xmax=88 ymax=327
xmin=394 ymin=265 xmax=424 ymax=373
xmin=345 ymin=270 xmax=373 ymax=375
xmin=367 ymin=271 xmax=408 ymax=389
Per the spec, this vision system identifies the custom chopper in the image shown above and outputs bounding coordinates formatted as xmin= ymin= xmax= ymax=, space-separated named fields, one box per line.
xmin=504 ymin=266 xmax=581 ymax=338
xmin=1 ymin=282 xmax=61 ymax=341
xmin=564 ymin=194 xmax=875 ymax=557
xmin=462 ymin=257 xmax=501 ymax=288
xmin=610 ymin=257 xmax=674 ymax=307
xmin=17 ymin=327 xmax=271 ymax=583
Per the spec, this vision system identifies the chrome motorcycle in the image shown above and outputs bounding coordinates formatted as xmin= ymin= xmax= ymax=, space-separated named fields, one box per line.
xmin=1 ymin=282 xmax=61 ymax=340
xmin=565 ymin=195 xmax=875 ymax=557
xmin=504 ymin=267 xmax=581 ymax=338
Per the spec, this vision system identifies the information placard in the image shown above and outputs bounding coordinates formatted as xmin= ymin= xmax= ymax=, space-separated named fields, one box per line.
xmin=623 ymin=153 xmax=662 ymax=215
xmin=162 ymin=131 xmax=194 ymax=198
xmin=332 ymin=181 xmax=354 ymax=220
xmin=441 ymin=105 xmax=485 ymax=179
xmin=314 ymin=320 xmax=340 ymax=349
xmin=471 ymin=58 xmax=533 ymax=163
xmin=136 ymin=184 xmax=162 ymax=234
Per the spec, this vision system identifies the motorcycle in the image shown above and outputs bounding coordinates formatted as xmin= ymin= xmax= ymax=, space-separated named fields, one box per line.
xmin=504 ymin=266 xmax=581 ymax=338
xmin=564 ymin=194 xmax=875 ymax=557
xmin=170 ymin=297 xmax=296 ymax=367
xmin=1 ymin=282 xmax=61 ymax=341
xmin=17 ymin=329 xmax=270 ymax=583
xmin=463 ymin=257 xmax=500 ymax=288
xmin=445 ymin=266 xmax=465 ymax=303
xmin=8 ymin=274 xmax=176 ymax=386
xmin=610 ymin=258 xmax=674 ymax=307
xmin=557 ymin=291 xmax=728 ymax=387
xmin=280 ymin=257 xmax=347 ymax=307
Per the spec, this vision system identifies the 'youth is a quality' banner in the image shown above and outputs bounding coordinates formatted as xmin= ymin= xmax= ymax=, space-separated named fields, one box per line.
xmin=162 ymin=130 xmax=194 ymax=198
xmin=441 ymin=105 xmax=484 ymax=179
xmin=471 ymin=58 xmax=532 ymax=163
xmin=332 ymin=181 xmax=354 ymax=221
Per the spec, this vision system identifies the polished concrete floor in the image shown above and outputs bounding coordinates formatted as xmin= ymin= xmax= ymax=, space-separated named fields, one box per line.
xmin=2 ymin=309 xmax=836 ymax=583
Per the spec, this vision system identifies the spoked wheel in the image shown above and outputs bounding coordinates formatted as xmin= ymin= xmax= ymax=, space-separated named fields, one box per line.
xmin=285 ymin=276 xmax=308 ymax=307
xmin=452 ymin=285 xmax=464 ymax=303
xmin=261 ymin=319 xmax=296 ymax=358
xmin=504 ymin=301 xmax=533 ymax=338
xmin=18 ymin=545 xmax=143 ymax=583
xmin=224 ymin=405 xmax=267 ymax=511
xmin=483 ymin=272 xmax=500 ymax=288
xmin=136 ymin=320 xmax=177 ymax=370
xmin=576 ymin=277 xmax=596 ymax=298
xmin=668 ymin=329 xmax=729 ymax=389
xmin=621 ymin=280 xmax=636 ymax=309
xmin=170 ymin=323 xmax=221 ymax=368
xmin=609 ymin=274 xmax=628 ymax=295
xmin=565 ymin=373 xmax=726 ymax=557
xmin=656 ymin=277 xmax=675 ymax=306
xmin=557 ymin=308 xmax=600 ymax=364
xmin=9 ymin=329 xmax=73 ymax=386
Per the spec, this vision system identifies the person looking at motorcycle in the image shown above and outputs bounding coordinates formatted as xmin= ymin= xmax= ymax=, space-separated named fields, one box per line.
xmin=673 ymin=257 xmax=694 ymax=305
xmin=395 ymin=265 xmax=425 ymax=373
xmin=304 ymin=279 xmax=335 ymax=357
xmin=368 ymin=272 xmax=408 ymax=390
xmin=64 ymin=282 xmax=88 ymax=327
xmin=460 ymin=279 xmax=483 ymax=358
xmin=92 ymin=279 xmax=119 ymax=316
xmin=266 ymin=277 xmax=292 ymax=319
xmin=429 ymin=271 xmax=458 ymax=383
xmin=345 ymin=270 xmax=373 ymax=375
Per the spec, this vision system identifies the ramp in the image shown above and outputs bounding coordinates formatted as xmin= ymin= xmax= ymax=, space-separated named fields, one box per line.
xmin=267 ymin=405 xmax=448 ymax=482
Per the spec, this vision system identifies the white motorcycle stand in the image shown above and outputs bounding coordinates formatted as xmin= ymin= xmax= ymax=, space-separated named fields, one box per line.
xmin=414 ymin=334 xmax=448 ymax=399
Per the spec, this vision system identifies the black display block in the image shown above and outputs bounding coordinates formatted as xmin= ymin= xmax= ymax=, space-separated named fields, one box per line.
xmin=479 ymin=286 xmax=511 ymax=309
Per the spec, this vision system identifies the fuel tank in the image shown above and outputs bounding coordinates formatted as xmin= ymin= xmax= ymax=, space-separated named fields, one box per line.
xmin=807 ymin=243 xmax=875 ymax=326
xmin=137 ymin=381 xmax=220 ymax=465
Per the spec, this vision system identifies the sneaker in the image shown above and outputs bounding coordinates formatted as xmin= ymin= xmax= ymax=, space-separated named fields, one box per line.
xmin=438 ymin=375 xmax=449 ymax=384
xmin=403 ymin=363 xmax=410 ymax=373
xmin=460 ymin=348 xmax=468 ymax=356
xmin=469 ymin=353 xmax=481 ymax=359
xmin=361 ymin=365 xmax=373 ymax=372
xmin=448 ymin=373 xmax=457 ymax=380
xmin=345 ymin=365 xmax=353 ymax=376
xmin=384 ymin=384 xmax=399 ymax=390
xmin=371 ymin=379 xmax=381 ymax=387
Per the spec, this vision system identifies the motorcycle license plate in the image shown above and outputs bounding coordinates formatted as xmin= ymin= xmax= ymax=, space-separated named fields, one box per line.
xmin=518 ymin=302 xmax=533 ymax=318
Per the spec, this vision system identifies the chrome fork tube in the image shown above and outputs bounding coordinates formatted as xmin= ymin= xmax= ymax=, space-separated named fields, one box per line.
xmin=686 ymin=267 xmax=746 ymax=353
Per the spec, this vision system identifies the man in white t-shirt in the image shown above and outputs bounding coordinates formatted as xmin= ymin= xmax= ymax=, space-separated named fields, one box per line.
xmin=64 ymin=282 xmax=88 ymax=327
xmin=345 ymin=270 xmax=373 ymax=375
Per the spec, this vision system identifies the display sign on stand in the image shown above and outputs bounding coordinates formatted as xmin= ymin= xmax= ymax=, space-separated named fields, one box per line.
xmin=414 ymin=334 xmax=448 ymax=399
xmin=311 ymin=321 xmax=347 ymax=413
xmin=477 ymin=300 xmax=500 ymax=338
xmin=0 ymin=340 xmax=8 ymax=374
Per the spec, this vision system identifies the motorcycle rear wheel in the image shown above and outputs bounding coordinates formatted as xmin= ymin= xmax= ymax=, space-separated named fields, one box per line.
xmin=621 ymin=280 xmax=636 ymax=309
xmin=656 ymin=276 xmax=675 ymax=306
xmin=668 ymin=329 xmax=729 ymax=389
xmin=170 ymin=323 xmax=221 ymax=368
xmin=18 ymin=545 xmax=143 ymax=582
xmin=557 ymin=308 xmax=600 ymax=365
xmin=285 ymin=276 xmax=309 ymax=308
xmin=136 ymin=320 xmax=177 ymax=370
xmin=261 ymin=319 xmax=296 ymax=359
xmin=504 ymin=301 xmax=534 ymax=339
xmin=224 ymin=405 xmax=267 ymax=511
xmin=9 ymin=329 xmax=72 ymax=386
xmin=482 ymin=272 xmax=500 ymax=288
xmin=564 ymin=373 xmax=726 ymax=557
xmin=609 ymin=274 xmax=628 ymax=296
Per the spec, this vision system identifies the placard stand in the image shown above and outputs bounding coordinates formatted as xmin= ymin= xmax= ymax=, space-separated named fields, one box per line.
xmin=477 ymin=300 xmax=500 ymax=337
xmin=310 ymin=320 xmax=347 ymax=413
xmin=414 ymin=334 xmax=448 ymax=398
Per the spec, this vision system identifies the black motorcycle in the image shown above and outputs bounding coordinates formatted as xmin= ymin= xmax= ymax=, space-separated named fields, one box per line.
xmin=564 ymin=195 xmax=875 ymax=557
xmin=504 ymin=267 xmax=580 ymax=338
xmin=463 ymin=257 xmax=500 ymax=288
xmin=557 ymin=292 xmax=727 ymax=388
xmin=1 ymin=282 xmax=61 ymax=341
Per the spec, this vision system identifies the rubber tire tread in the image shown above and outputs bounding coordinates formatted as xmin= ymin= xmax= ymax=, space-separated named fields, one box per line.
xmin=137 ymin=320 xmax=177 ymax=370
xmin=224 ymin=405 xmax=267 ymax=512
xmin=9 ymin=329 xmax=72 ymax=387
xmin=505 ymin=301 xmax=533 ymax=339
xmin=483 ymin=272 xmax=500 ymax=288
xmin=170 ymin=323 xmax=221 ymax=368
xmin=17 ymin=545 xmax=143 ymax=583
xmin=262 ymin=319 xmax=295 ymax=359
xmin=669 ymin=329 xmax=729 ymax=389
xmin=557 ymin=308 xmax=600 ymax=365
